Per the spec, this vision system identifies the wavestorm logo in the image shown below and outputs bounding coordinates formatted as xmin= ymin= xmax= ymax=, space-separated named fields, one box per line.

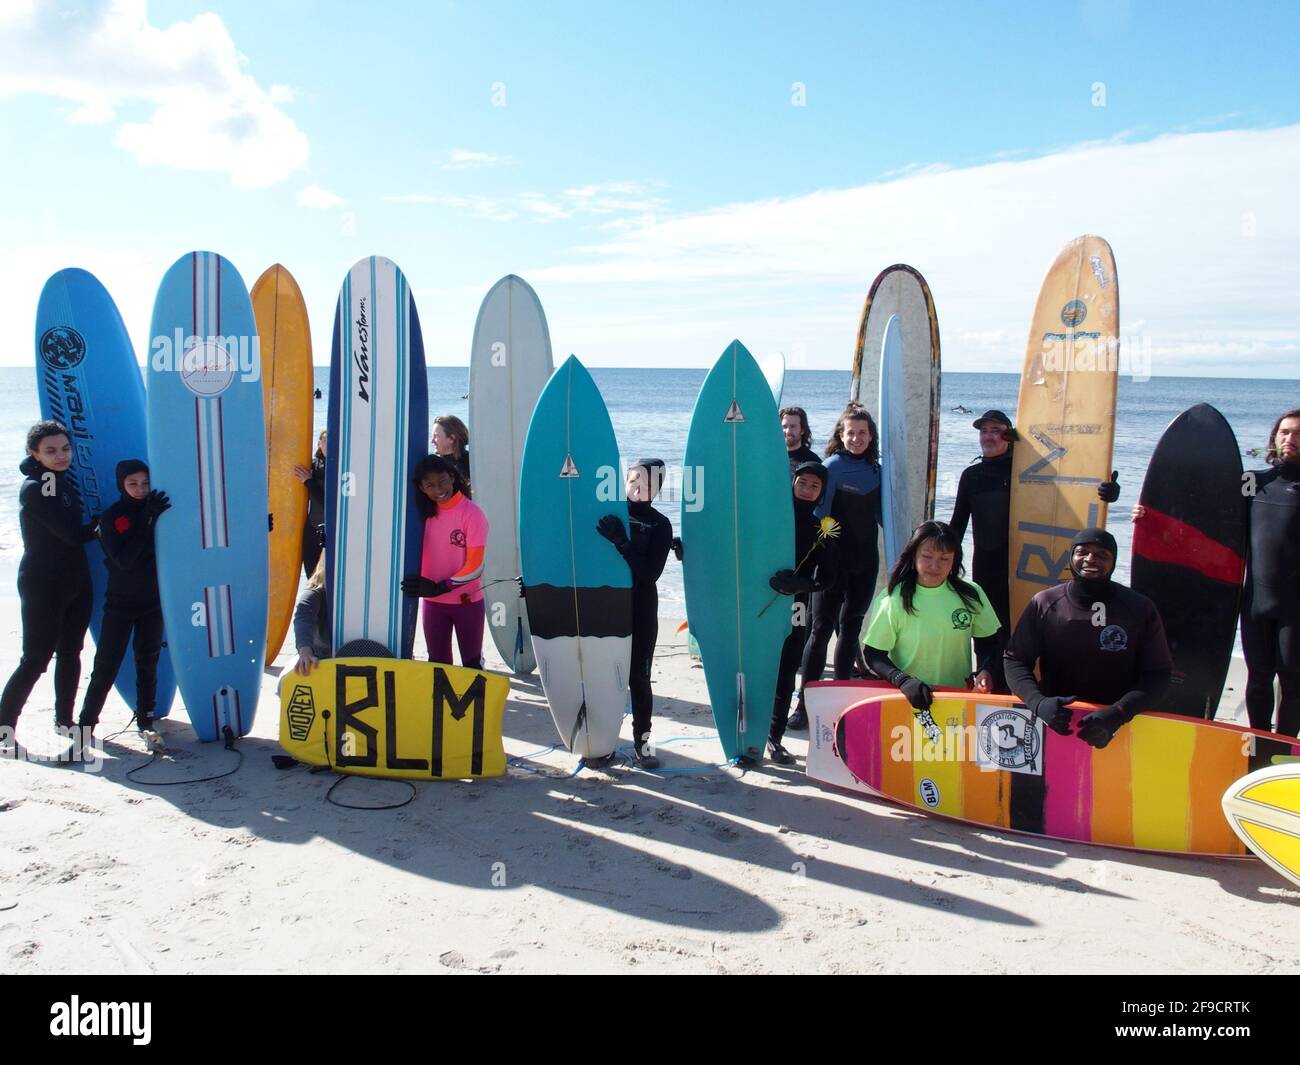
xmin=354 ymin=297 xmax=371 ymax=402
xmin=150 ymin=330 xmax=260 ymax=386
xmin=50 ymin=997 xmax=151 ymax=1045
xmin=39 ymin=326 xmax=87 ymax=369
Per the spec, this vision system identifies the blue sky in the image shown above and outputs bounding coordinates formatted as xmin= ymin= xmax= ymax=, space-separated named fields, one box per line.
xmin=2 ymin=0 xmax=1298 ymax=375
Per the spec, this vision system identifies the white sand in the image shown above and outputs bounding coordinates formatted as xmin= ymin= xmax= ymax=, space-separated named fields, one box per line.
xmin=2 ymin=599 xmax=1297 ymax=975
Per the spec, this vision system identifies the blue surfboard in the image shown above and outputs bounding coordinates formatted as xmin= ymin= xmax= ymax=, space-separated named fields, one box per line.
xmin=35 ymin=269 xmax=177 ymax=720
xmin=682 ymin=341 xmax=793 ymax=761
xmin=326 ymin=256 xmax=428 ymax=659
xmin=519 ymin=356 xmax=632 ymax=758
xmin=147 ymin=252 xmax=268 ymax=741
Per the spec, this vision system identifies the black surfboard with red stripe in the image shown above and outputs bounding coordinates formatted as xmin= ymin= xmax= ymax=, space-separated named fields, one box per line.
xmin=1132 ymin=404 xmax=1246 ymax=718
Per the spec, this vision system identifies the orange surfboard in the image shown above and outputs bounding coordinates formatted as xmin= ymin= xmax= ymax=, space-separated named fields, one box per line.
xmin=1009 ymin=236 xmax=1119 ymax=623
xmin=252 ymin=265 xmax=314 ymax=663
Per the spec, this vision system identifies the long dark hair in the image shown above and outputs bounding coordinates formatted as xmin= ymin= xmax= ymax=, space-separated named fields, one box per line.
xmin=1266 ymin=408 xmax=1300 ymax=465
xmin=887 ymin=520 xmax=983 ymax=615
xmin=412 ymin=453 xmax=467 ymax=517
xmin=780 ymin=406 xmax=812 ymax=449
xmin=824 ymin=403 xmax=879 ymax=464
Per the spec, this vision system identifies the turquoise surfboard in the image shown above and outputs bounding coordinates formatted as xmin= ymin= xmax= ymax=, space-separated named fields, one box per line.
xmin=682 ymin=341 xmax=793 ymax=761
xmin=147 ymin=251 xmax=268 ymax=741
xmin=35 ymin=268 xmax=177 ymax=719
xmin=519 ymin=356 xmax=632 ymax=758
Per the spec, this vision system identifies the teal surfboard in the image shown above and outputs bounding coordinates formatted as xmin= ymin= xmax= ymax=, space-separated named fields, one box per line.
xmin=682 ymin=341 xmax=793 ymax=761
xmin=519 ymin=356 xmax=632 ymax=758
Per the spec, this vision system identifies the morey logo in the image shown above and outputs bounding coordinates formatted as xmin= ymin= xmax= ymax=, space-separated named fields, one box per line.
xmin=286 ymin=685 xmax=316 ymax=741
xmin=40 ymin=326 xmax=86 ymax=369
xmin=354 ymin=297 xmax=371 ymax=402
xmin=50 ymin=997 xmax=151 ymax=1045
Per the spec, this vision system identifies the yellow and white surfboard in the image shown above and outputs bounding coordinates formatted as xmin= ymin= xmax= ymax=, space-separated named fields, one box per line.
xmin=1222 ymin=762 xmax=1300 ymax=888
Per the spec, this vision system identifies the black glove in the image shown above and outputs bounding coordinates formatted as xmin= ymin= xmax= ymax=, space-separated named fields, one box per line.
xmin=671 ymin=536 xmax=684 ymax=562
xmin=1030 ymin=693 xmax=1076 ymax=736
xmin=1097 ymin=471 xmax=1120 ymax=503
xmin=596 ymin=514 xmax=629 ymax=548
xmin=768 ymin=569 xmax=814 ymax=595
xmin=889 ymin=670 xmax=933 ymax=712
xmin=400 ymin=575 xmax=451 ymax=598
xmin=143 ymin=490 xmax=172 ymax=519
xmin=1076 ymin=704 xmax=1128 ymax=749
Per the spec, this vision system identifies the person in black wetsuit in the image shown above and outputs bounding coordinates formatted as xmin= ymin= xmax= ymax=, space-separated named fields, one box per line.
xmin=767 ymin=460 xmax=839 ymax=763
xmin=596 ymin=458 xmax=674 ymax=768
xmin=0 ymin=422 xmax=98 ymax=751
xmin=76 ymin=460 xmax=171 ymax=750
xmin=294 ymin=429 xmax=326 ymax=579
xmin=781 ymin=406 xmax=818 ymax=475
xmin=1003 ymin=528 xmax=1172 ymax=749
xmin=787 ymin=403 xmax=882 ymax=731
xmin=950 ymin=410 xmax=1121 ymax=688
xmin=1240 ymin=409 xmax=1300 ymax=735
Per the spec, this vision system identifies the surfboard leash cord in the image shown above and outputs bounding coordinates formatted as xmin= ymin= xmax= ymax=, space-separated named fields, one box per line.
xmin=119 ymin=721 xmax=244 ymax=786
xmin=310 ymin=709 xmax=417 ymax=809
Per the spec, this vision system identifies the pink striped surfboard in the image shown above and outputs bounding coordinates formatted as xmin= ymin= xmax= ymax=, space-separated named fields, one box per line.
xmin=834 ymin=692 xmax=1300 ymax=856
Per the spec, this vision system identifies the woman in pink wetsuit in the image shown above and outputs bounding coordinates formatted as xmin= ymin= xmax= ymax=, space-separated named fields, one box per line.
xmin=400 ymin=454 xmax=489 ymax=668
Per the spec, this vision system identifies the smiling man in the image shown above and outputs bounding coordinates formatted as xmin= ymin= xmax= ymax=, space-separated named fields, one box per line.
xmin=1002 ymin=527 xmax=1172 ymax=750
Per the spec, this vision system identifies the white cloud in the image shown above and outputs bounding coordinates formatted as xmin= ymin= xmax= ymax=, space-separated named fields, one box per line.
xmin=521 ymin=125 xmax=1300 ymax=376
xmin=440 ymin=148 xmax=514 ymax=171
xmin=0 ymin=0 xmax=308 ymax=188
xmin=383 ymin=180 xmax=669 ymax=225
xmin=298 ymin=184 xmax=345 ymax=209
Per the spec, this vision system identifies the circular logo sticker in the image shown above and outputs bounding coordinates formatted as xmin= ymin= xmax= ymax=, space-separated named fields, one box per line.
xmin=39 ymin=326 xmax=86 ymax=369
xmin=1060 ymin=300 xmax=1087 ymax=328
xmin=1099 ymin=624 xmax=1129 ymax=652
xmin=918 ymin=778 xmax=941 ymax=808
xmin=979 ymin=708 xmax=1042 ymax=770
xmin=951 ymin=608 xmax=972 ymax=630
xmin=180 ymin=339 xmax=236 ymax=397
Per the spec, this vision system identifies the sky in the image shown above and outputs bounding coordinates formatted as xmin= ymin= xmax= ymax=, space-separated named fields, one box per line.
xmin=1 ymin=0 xmax=1298 ymax=376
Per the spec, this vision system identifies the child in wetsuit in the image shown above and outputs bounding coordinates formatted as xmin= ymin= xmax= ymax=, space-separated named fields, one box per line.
xmin=76 ymin=460 xmax=171 ymax=745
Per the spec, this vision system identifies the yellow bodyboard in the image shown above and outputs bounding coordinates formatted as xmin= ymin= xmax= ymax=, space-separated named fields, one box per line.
xmin=278 ymin=658 xmax=509 ymax=780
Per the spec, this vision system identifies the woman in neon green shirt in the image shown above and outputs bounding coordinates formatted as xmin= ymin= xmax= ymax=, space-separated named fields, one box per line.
xmin=862 ymin=520 xmax=1003 ymax=713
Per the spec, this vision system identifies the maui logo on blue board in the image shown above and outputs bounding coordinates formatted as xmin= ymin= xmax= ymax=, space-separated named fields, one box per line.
xmin=39 ymin=326 xmax=86 ymax=369
xmin=354 ymin=297 xmax=371 ymax=403
xmin=1060 ymin=300 xmax=1088 ymax=328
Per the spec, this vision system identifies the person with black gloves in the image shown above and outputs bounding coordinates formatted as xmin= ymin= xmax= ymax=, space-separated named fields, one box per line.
xmin=950 ymin=410 xmax=1120 ymax=642
xmin=1003 ymin=527 xmax=1172 ymax=749
xmin=597 ymin=459 xmax=674 ymax=768
xmin=293 ymin=429 xmax=326 ymax=578
xmin=0 ymin=422 xmax=98 ymax=752
xmin=861 ymin=521 xmax=1003 ymax=742
xmin=766 ymin=460 xmax=839 ymax=763
xmin=75 ymin=460 xmax=170 ymax=751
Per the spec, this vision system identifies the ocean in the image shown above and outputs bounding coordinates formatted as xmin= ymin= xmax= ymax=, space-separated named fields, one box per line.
xmin=0 ymin=366 xmax=1293 ymax=614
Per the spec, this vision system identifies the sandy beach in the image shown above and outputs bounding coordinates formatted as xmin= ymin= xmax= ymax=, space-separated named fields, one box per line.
xmin=1 ymin=594 xmax=1297 ymax=975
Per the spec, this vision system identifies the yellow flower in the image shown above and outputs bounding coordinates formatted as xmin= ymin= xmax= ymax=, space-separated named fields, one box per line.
xmin=819 ymin=517 xmax=841 ymax=539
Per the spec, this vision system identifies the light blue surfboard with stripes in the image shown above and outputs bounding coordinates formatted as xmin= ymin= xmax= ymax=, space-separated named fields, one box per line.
xmin=519 ymin=356 xmax=631 ymax=758
xmin=35 ymin=268 xmax=177 ymax=719
xmin=326 ymin=256 xmax=428 ymax=659
xmin=878 ymin=314 xmax=912 ymax=573
xmin=682 ymin=341 xmax=793 ymax=761
xmin=147 ymin=252 xmax=268 ymax=741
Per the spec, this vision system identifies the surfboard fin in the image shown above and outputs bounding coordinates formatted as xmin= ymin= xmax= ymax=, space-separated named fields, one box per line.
xmin=735 ymin=672 xmax=747 ymax=744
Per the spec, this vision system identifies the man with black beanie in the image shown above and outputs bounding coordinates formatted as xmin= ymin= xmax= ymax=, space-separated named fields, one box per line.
xmin=1003 ymin=527 xmax=1172 ymax=749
